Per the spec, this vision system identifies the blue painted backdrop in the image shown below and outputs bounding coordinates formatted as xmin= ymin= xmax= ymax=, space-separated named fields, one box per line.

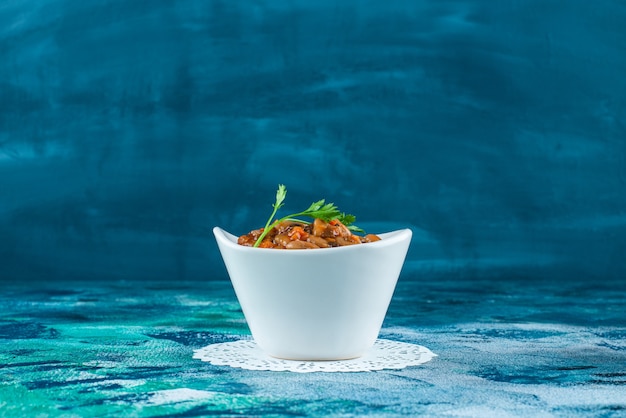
xmin=1 ymin=1 xmax=625 ymax=282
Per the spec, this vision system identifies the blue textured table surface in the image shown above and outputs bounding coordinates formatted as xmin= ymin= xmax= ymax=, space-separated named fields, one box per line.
xmin=2 ymin=270 xmax=625 ymax=417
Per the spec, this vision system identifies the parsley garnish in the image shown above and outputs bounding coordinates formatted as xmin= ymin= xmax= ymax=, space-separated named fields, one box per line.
xmin=253 ymin=184 xmax=364 ymax=247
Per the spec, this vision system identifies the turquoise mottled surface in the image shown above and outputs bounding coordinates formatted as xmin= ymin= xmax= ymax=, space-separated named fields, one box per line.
xmin=2 ymin=272 xmax=625 ymax=416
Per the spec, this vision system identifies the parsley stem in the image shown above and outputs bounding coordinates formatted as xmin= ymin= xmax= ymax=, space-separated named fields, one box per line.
xmin=253 ymin=184 xmax=286 ymax=247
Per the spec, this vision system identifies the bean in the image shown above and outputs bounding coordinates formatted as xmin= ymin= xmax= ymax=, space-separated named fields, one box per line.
xmin=336 ymin=236 xmax=360 ymax=246
xmin=312 ymin=218 xmax=328 ymax=237
xmin=363 ymin=234 xmax=381 ymax=243
xmin=285 ymin=240 xmax=319 ymax=249
xmin=274 ymin=233 xmax=291 ymax=247
xmin=307 ymin=235 xmax=330 ymax=248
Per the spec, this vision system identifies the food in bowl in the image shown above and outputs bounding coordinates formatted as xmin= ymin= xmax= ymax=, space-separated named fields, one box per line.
xmin=213 ymin=184 xmax=412 ymax=360
xmin=236 ymin=184 xmax=381 ymax=249
xmin=238 ymin=218 xmax=381 ymax=249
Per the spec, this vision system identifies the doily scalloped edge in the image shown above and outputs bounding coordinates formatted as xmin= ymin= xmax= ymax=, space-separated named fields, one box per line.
xmin=193 ymin=338 xmax=437 ymax=373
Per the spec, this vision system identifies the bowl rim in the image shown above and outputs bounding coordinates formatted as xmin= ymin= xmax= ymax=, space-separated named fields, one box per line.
xmin=213 ymin=226 xmax=412 ymax=254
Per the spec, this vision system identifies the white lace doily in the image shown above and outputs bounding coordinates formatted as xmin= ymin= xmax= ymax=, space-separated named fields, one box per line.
xmin=193 ymin=339 xmax=436 ymax=373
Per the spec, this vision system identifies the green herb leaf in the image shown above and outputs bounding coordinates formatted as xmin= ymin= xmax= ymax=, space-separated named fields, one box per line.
xmin=253 ymin=185 xmax=364 ymax=247
xmin=338 ymin=213 xmax=364 ymax=233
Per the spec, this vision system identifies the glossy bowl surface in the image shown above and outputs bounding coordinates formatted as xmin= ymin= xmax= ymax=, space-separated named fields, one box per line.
xmin=213 ymin=226 xmax=412 ymax=360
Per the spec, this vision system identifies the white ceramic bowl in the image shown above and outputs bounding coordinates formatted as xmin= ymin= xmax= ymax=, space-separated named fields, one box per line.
xmin=213 ymin=226 xmax=412 ymax=361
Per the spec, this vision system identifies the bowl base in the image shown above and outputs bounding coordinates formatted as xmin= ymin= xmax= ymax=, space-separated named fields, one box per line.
xmin=266 ymin=352 xmax=364 ymax=362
